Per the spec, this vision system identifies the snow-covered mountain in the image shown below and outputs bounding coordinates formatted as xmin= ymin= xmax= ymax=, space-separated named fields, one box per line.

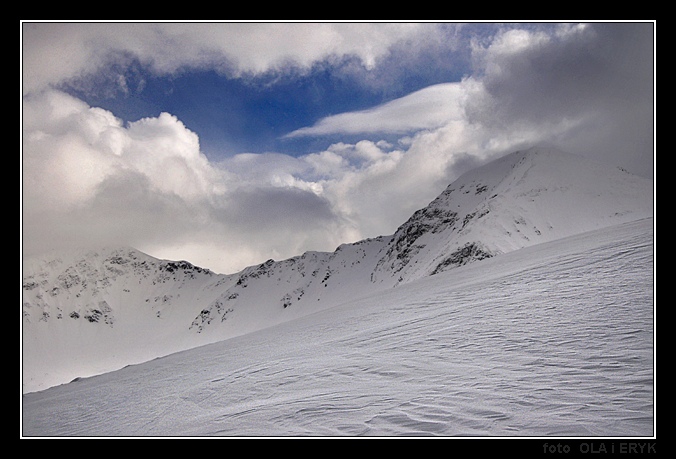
xmin=21 ymin=147 xmax=653 ymax=393
xmin=22 ymin=218 xmax=654 ymax=436
xmin=371 ymin=147 xmax=652 ymax=284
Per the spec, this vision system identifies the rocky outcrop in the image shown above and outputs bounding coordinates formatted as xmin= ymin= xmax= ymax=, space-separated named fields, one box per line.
xmin=431 ymin=242 xmax=493 ymax=275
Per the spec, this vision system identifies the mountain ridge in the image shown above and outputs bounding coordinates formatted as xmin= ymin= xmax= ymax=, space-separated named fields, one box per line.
xmin=21 ymin=146 xmax=654 ymax=393
xmin=22 ymin=217 xmax=655 ymax=436
xmin=371 ymin=147 xmax=652 ymax=283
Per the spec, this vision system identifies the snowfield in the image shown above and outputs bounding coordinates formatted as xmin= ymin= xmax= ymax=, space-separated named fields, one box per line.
xmin=22 ymin=218 xmax=654 ymax=437
xmin=22 ymin=148 xmax=653 ymax=396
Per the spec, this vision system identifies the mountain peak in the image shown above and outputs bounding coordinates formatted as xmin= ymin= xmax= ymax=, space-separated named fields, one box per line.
xmin=371 ymin=147 xmax=652 ymax=283
xmin=22 ymin=147 xmax=653 ymax=393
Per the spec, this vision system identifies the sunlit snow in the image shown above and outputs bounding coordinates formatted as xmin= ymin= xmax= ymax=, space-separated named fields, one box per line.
xmin=22 ymin=219 xmax=653 ymax=436
xmin=21 ymin=148 xmax=654 ymax=436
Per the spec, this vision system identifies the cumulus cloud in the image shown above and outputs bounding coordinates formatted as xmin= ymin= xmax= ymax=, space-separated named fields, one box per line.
xmin=21 ymin=88 xmax=468 ymax=273
xmin=22 ymin=23 xmax=654 ymax=274
xmin=22 ymin=90 xmax=220 ymax=208
xmin=22 ymin=90 xmax=224 ymax=259
xmin=21 ymin=90 xmax=363 ymax=273
xmin=285 ymin=22 xmax=654 ymax=176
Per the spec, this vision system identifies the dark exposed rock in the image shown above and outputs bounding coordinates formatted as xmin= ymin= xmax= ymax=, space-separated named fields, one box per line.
xmin=375 ymin=204 xmax=459 ymax=276
xmin=431 ymin=243 xmax=493 ymax=275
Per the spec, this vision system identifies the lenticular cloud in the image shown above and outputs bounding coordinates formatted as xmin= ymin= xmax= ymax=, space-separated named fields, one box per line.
xmin=284 ymin=82 xmax=472 ymax=137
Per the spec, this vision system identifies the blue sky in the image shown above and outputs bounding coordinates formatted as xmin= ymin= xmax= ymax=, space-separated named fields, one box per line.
xmin=22 ymin=22 xmax=654 ymax=273
xmin=57 ymin=23 xmax=477 ymax=158
xmin=65 ymin=63 xmax=401 ymax=157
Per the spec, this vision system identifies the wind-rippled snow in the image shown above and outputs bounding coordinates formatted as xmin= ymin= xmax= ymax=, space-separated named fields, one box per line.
xmin=22 ymin=219 xmax=654 ymax=437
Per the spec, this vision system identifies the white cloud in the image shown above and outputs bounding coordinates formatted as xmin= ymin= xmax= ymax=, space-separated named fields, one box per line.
xmin=465 ymin=22 xmax=654 ymax=176
xmin=21 ymin=90 xmax=367 ymax=273
xmin=21 ymin=23 xmax=654 ymax=274
xmin=22 ymin=22 xmax=430 ymax=94
xmin=284 ymin=82 xmax=470 ymax=137
xmin=22 ymin=90 xmax=229 ymax=265
xmin=286 ymin=22 xmax=654 ymax=177
xmin=22 ymin=90 xmax=123 ymax=210
xmin=21 ymin=89 xmax=480 ymax=273
xmin=22 ymin=90 xmax=221 ymax=207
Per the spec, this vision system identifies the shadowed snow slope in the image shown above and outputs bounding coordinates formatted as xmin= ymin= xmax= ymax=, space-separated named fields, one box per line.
xmin=22 ymin=218 xmax=654 ymax=436
xmin=22 ymin=147 xmax=653 ymax=394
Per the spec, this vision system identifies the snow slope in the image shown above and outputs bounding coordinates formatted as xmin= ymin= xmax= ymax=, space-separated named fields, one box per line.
xmin=21 ymin=147 xmax=654 ymax=393
xmin=371 ymin=147 xmax=652 ymax=284
xmin=21 ymin=218 xmax=654 ymax=436
xmin=22 ymin=248 xmax=234 ymax=393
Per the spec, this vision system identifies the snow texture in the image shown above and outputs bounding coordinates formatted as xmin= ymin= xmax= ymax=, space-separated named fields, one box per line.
xmin=21 ymin=147 xmax=654 ymax=436
xmin=22 ymin=218 xmax=654 ymax=436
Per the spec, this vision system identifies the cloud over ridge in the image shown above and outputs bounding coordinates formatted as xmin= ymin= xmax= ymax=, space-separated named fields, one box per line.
xmin=21 ymin=22 xmax=654 ymax=274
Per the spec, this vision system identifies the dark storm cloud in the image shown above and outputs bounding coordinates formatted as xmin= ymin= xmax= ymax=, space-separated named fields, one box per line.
xmin=466 ymin=23 xmax=654 ymax=176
